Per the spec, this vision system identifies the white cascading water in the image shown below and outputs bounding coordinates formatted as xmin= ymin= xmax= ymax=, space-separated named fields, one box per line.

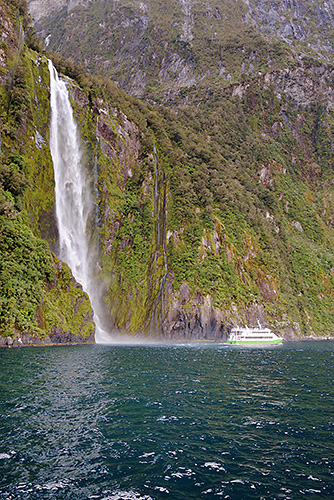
xmin=48 ymin=60 xmax=111 ymax=343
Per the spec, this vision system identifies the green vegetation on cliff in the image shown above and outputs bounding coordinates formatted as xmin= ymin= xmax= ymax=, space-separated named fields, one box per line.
xmin=59 ymin=57 xmax=334 ymax=337
xmin=0 ymin=0 xmax=94 ymax=341
xmin=1 ymin=0 xmax=334 ymax=340
xmin=158 ymin=87 xmax=334 ymax=335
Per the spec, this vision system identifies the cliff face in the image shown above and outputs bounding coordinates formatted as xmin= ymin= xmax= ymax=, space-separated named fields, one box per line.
xmin=28 ymin=0 xmax=91 ymax=22
xmin=62 ymin=57 xmax=334 ymax=340
xmin=245 ymin=0 xmax=334 ymax=62
xmin=27 ymin=0 xmax=334 ymax=103
xmin=2 ymin=0 xmax=334 ymax=342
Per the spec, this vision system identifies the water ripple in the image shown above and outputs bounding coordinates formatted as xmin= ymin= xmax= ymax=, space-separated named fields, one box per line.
xmin=1 ymin=342 xmax=334 ymax=499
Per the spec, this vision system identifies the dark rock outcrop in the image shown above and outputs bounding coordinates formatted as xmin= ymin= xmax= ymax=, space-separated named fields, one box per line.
xmin=162 ymin=282 xmax=289 ymax=340
xmin=0 ymin=327 xmax=95 ymax=346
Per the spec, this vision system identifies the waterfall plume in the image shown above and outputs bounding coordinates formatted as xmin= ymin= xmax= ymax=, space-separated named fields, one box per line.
xmin=48 ymin=60 xmax=111 ymax=343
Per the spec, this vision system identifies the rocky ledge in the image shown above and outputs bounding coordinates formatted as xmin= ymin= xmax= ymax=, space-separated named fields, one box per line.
xmin=0 ymin=326 xmax=95 ymax=347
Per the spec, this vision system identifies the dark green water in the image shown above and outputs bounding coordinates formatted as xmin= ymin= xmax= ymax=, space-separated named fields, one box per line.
xmin=0 ymin=341 xmax=333 ymax=499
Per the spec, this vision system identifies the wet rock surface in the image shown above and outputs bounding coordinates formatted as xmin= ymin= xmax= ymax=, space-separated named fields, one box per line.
xmin=0 ymin=328 xmax=95 ymax=346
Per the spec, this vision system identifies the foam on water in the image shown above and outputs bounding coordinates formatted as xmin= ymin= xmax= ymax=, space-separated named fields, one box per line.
xmin=101 ymin=492 xmax=153 ymax=500
xmin=203 ymin=462 xmax=227 ymax=472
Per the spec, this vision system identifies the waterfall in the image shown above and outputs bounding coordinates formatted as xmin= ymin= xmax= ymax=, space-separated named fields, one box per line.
xmin=147 ymin=146 xmax=168 ymax=334
xmin=48 ymin=60 xmax=111 ymax=343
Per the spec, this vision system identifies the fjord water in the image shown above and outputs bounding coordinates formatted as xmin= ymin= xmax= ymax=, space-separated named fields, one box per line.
xmin=1 ymin=342 xmax=333 ymax=499
xmin=48 ymin=61 xmax=109 ymax=343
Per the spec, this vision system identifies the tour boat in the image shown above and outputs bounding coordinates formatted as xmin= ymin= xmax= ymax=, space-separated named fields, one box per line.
xmin=227 ymin=322 xmax=283 ymax=345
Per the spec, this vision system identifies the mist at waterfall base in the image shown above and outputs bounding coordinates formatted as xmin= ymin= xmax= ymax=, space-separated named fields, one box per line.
xmin=48 ymin=60 xmax=112 ymax=343
xmin=1 ymin=341 xmax=334 ymax=499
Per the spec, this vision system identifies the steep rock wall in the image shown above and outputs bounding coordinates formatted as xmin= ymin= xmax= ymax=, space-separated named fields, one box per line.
xmin=244 ymin=0 xmax=334 ymax=62
xmin=27 ymin=0 xmax=334 ymax=103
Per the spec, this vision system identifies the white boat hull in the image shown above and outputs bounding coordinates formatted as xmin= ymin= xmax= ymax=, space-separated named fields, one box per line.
xmin=227 ymin=325 xmax=283 ymax=345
